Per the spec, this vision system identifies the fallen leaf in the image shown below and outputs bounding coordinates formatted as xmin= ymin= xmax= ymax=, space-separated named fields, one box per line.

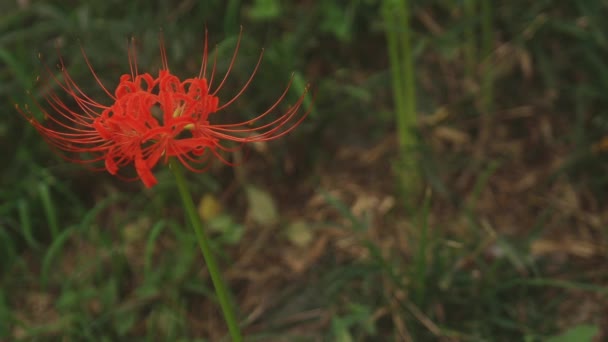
xmin=198 ymin=193 xmax=222 ymax=221
xmin=286 ymin=220 xmax=313 ymax=247
xmin=246 ymin=186 xmax=279 ymax=226
xmin=209 ymin=215 xmax=244 ymax=245
xmin=433 ymin=126 xmax=471 ymax=146
xmin=283 ymin=235 xmax=328 ymax=274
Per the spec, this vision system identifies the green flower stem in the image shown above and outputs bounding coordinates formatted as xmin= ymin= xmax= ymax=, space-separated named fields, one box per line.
xmin=382 ymin=0 xmax=419 ymax=195
xmin=464 ymin=0 xmax=477 ymax=78
xmin=480 ymin=0 xmax=494 ymax=114
xmin=169 ymin=159 xmax=242 ymax=341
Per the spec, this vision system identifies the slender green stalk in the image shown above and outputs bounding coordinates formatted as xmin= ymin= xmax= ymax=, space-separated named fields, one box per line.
xmin=17 ymin=199 xmax=39 ymax=249
xmin=398 ymin=0 xmax=417 ymax=151
xmin=463 ymin=0 xmax=477 ymax=78
xmin=382 ymin=0 xmax=418 ymax=193
xmin=473 ymin=0 xmax=494 ymax=158
xmin=480 ymin=0 xmax=493 ymax=114
xmin=38 ymin=182 xmax=59 ymax=240
xmin=225 ymin=0 xmax=241 ymax=35
xmin=412 ymin=189 xmax=432 ymax=303
xmin=169 ymin=159 xmax=242 ymax=341
xmin=384 ymin=0 xmax=416 ymax=151
xmin=383 ymin=3 xmax=404 ymax=143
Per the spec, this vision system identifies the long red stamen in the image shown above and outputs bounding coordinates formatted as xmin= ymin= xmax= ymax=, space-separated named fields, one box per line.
xmin=210 ymin=26 xmax=243 ymax=97
xmin=20 ymin=30 xmax=311 ymax=188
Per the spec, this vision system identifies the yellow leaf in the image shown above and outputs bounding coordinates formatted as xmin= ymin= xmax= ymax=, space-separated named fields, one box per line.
xmin=198 ymin=194 xmax=222 ymax=221
xmin=246 ymin=186 xmax=278 ymax=226
xmin=286 ymin=220 xmax=313 ymax=247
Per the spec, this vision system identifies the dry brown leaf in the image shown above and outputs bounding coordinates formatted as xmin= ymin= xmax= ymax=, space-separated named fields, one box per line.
xmin=531 ymin=239 xmax=600 ymax=258
xmin=283 ymin=235 xmax=328 ymax=274
xmin=433 ymin=126 xmax=471 ymax=146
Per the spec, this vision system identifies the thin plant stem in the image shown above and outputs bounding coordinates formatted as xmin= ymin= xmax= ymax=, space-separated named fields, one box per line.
xmin=464 ymin=0 xmax=477 ymax=78
xmin=225 ymin=0 xmax=241 ymax=35
xmin=169 ymin=159 xmax=242 ymax=341
xmin=382 ymin=0 xmax=419 ymax=194
xmin=38 ymin=182 xmax=59 ymax=240
xmin=475 ymin=0 xmax=493 ymax=159
xmin=384 ymin=0 xmax=416 ymax=152
xmin=480 ymin=0 xmax=493 ymax=114
xmin=397 ymin=0 xmax=416 ymax=151
xmin=383 ymin=2 xmax=406 ymax=146
xmin=412 ymin=189 xmax=432 ymax=303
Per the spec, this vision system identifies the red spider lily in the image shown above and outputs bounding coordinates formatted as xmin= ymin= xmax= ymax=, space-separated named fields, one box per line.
xmin=18 ymin=30 xmax=310 ymax=188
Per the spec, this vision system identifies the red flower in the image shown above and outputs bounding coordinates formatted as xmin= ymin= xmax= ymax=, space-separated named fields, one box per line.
xmin=18 ymin=31 xmax=310 ymax=188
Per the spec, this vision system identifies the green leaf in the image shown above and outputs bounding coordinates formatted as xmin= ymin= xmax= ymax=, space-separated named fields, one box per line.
xmin=209 ymin=214 xmax=244 ymax=245
xmin=38 ymin=182 xmax=60 ymax=240
xmin=144 ymin=221 xmax=167 ymax=275
xmin=320 ymin=2 xmax=354 ymax=42
xmin=41 ymin=226 xmax=74 ymax=287
xmin=332 ymin=317 xmax=354 ymax=342
xmin=546 ymin=324 xmax=599 ymax=342
xmin=115 ymin=311 xmax=136 ymax=336
xmin=17 ymin=198 xmax=39 ymax=250
xmin=247 ymin=0 xmax=281 ymax=20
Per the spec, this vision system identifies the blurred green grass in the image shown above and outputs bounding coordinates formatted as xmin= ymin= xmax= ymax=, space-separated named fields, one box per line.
xmin=1 ymin=0 xmax=607 ymax=341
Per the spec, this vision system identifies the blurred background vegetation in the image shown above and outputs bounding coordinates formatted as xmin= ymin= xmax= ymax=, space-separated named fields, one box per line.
xmin=1 ymin=0 xmax=607 ymax=341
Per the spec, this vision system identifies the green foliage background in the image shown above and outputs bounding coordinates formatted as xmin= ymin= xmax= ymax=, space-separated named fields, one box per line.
xmin=1 ymin=0 xmax=607 ymax=341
